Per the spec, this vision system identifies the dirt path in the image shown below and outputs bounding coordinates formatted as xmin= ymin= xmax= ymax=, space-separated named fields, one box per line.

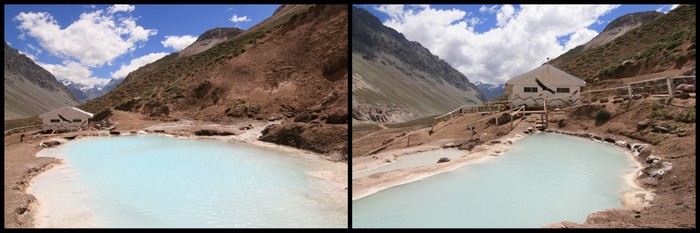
xmin=352 ymin=124 xmax=389 ymax=143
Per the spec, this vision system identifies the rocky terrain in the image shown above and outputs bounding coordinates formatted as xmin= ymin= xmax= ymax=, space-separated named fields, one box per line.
xmin=177 ymin=27 xmax=244 ymax=58
xmin=351 ymin=6 xmax=485 ymax=124
xmin=80 ymin=4 xmax=348 ymax=159
xmin=4 ymin=42 xmax=79 ymax=120
xmin=549 ymin=4 xmax=695 ymax=82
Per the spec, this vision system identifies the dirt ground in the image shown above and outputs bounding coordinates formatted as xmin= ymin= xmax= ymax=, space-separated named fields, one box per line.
xmin=352 ymin=79 xmax=695 ymax=228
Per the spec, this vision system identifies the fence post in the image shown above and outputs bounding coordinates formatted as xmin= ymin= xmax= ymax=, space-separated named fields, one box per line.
xmin=627 ymin=85 xmax=633 ymax=100
xmin=666 ymin=77 xmax=674 ymax=102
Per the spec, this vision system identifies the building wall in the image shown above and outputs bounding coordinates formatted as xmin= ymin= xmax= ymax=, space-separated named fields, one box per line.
xmin=508 ymin=84 xmax=582 ymax=109
xmin=41 ymin=109 xmax=91 ymax=131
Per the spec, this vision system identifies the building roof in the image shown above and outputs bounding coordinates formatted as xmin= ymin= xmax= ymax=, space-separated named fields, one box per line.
xmin=39 ymin=106 xmax=94 ymax=118
xmin=506 ymin=64 xmax=586 ymax=86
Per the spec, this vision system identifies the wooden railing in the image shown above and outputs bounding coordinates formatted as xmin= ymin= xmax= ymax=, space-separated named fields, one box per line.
xmin=4 ymin=124 xmax=42 ymax=136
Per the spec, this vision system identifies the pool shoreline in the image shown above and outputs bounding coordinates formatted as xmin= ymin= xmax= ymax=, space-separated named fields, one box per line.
xmin=351 ymin=128 xmax=654 ymax=227
xmin=9 ymin=120 xmax=346 ymax=228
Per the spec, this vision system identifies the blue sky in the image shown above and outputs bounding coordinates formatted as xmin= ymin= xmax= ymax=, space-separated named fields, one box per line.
xmin=4 ymin=4 xmax=280 ymax=87
xmin=354 ymin=4 xmax=681 ymax=85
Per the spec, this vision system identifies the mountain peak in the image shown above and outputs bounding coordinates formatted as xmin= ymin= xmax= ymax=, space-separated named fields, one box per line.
xmin=602 ymin=11 xmax=663 ymax=33
xmin=195 ymin=27 xmax=244 ymax=43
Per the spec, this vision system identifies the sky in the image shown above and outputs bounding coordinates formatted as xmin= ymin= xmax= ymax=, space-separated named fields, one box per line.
xmin=355 ymin=4 xmax=682 ymax=86
xmin=4 ymin=4 xmax=280 ymax=87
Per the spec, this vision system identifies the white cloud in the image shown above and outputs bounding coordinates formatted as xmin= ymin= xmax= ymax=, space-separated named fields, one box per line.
xmin=563 ymin=28 xmax=599 ymax=51
xmin=479 ymin=5 xmax=499 ymax=14
xmin=108 ymin=4 xmax=135 ymax=14
xmin=161 ymin=35 xmax=197 ymax=51
xmin=37 ymin=60 xmax=109 ymax=87
xmin=229 ymin=14 xmax=251 ymax=23
xmin=111 ymin=52 xmax=169 ymax=79
xmin=374 ymin=5 xmax=406 ymax=19
xmin=496 ymin=5 xmax=515 ymax=27
xmin=14 ymin=8 xmax=156 ymax=68
xmin=377 ymin=4 xmax=618 ymax=85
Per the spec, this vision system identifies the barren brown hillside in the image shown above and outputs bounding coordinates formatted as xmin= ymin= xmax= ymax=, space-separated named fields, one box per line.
xmin=80 ymin=5 xmax=348 ymax=158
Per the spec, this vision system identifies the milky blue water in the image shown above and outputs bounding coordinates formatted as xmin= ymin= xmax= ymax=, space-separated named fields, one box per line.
xmin=29 ymin=135 xmax=346 ymax=228
xmin=353 ymin=133 xmax=637 ymax=228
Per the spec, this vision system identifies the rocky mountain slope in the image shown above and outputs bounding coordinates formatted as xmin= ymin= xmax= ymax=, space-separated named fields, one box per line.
xmin=81 ymin=5 xmax=348 ymax=158
xmin=549 ymin=5 xmax=695 ymax=82
xmin=4 ymin=42 xmax=79 ymax=120
xmin=351 ymin=6 xmax=485 ymax=124
xmin=178 ymin=27 xmax=244 ymax=58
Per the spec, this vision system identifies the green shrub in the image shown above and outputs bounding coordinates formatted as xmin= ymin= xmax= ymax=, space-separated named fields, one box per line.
xmin=596 ymin=108 xmax=611 ymax=122
xmin=675 ymin=107 xmax=696 ymax=123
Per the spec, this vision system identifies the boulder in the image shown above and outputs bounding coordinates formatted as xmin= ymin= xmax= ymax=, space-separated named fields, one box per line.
xmin=267 ymin=115 xmax=282 ymax=121
xmin=675 ymin=84 xmax=695 ymax=93
xmin=645 ymin=155 xmax=662 ymax=164
xmin=651 ymin=125 xmax=669 ymax=133
xmin=591 ymin=135 xmax=603 ymax=141
xmin=632 ymin=94 xmax=642 ymax=100
xmin=489 ymin=140 xmax=500 ymax=144
xmin=154 ymin=130 xmax=166 ymax=133
xmin=613 ymin=98 xmax=624 ymax=104
xmin=677 ymin=131 xmax=689 ymax=137
xmin=458 ymin=143 xmax=475 ymax=151
xmin=639 ymin=148 xmax=652 ymax=158
xmin=677 ymin=93 xmax=690 ymax=99
xmin=443 ymin=143 xmax=459 ymax=148
xmin=558 ymin=119 xmax=566 ymax=128
xmin=603 ymin=137 xmax=616 ymax=143
xmin=437 ymin=157 xmax=451 ymax=163
xmin=600 ymin=97 xmax=609 ymax=103
xmin=615 ymin=140 xmax=628 ymax=147
xmin=648 ymin=162 xmax=673 ymax=179
xmin=109 ymin=131 xmax=120 ymax=135
xmin=637 ymin=119 xmax=650 ymax=130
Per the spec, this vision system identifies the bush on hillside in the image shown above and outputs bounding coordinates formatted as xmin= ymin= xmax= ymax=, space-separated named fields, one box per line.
xmin=596 ymin=108 xmax=611 ymax=122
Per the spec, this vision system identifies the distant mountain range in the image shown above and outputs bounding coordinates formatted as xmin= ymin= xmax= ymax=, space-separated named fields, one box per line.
xmin=4 ymin=42 xmax=79 ymax=120
xmin=474 ymin=81 xmax=505 ymax=101
xmin=351 ymin=6 xmax=485 ymax=124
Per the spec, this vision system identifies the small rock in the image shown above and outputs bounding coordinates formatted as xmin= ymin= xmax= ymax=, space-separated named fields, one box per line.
xmin=443 ymin=143 xmax=458 ymax=148
xmin=489 ymin=140 xmax=500 ymax=144
xmin=603 ymin=137 xmax=616 ymax=143
xmin=651 ymin=125 xmax=669 ymax=133
xmin=633 ymin=94 xmax=642 ymax=100
xmin=109 ymin=131 xmax=120 ymax=135
xmin=600 ymin=97 xmax=609 ymax=103
xmin=676 ymin=84 xmax=695 ymax=93
xmin=615 ymin=140 xmax=627 ymax=147
xmin=677 ymin=93 xmax=690 ymax=99
xmin=591 ymin=135 xmax=603 ymax=141
xmin=645 ymin=155 xmax=662 ymax=164
xmin=437 ymin=157 xmax=451 ymax=163
xmin=613 ymin=98 xmax=624 ymax=104
xmin=677 ymin=131 xmax=689 ymax=137
xmin=637 ymin=119 xmax=650 ymax=130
